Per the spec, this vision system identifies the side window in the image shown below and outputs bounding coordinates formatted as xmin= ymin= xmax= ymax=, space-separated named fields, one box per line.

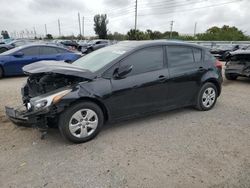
xmin=20 ymin=47 xmax=40 ymax=56
xmin=120 ymin=46 xmax=164 ymax=76
xmin=57 ymin=48 xmax=68 ymax=53
xmin=193 ymin=48 xmax=202 ymax=62
xmin=40 ymin=47 xmax=59 ymax=55
xmin=96 ymin=41 xmax=101 ymax=44
xmin=167 ymin=46 xmax=194 ymax=67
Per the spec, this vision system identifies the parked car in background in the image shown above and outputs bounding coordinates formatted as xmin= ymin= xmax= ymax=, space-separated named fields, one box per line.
xmin=225 ymin=50 xmax=250 ymax=80
xmin=0 ymin=43 xmax=14 ymax=53
xmin=5 ymin=41 xmax=222 ymax=143
xmin=60 ymin=40 xmax=79 ymax=50
xmin=0 ymin=44 xmax=82 ymax=78
xmin=80 ymin=39 xmax=110 ymax=53
xmin=210 ymin=45 xmax=239 ymax=61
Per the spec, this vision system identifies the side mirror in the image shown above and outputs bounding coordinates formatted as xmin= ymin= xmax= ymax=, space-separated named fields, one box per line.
xmin=14 ymin=51 xmax=24 ymax=57
xmin=114 ymin=65 xmax=133 ymax=79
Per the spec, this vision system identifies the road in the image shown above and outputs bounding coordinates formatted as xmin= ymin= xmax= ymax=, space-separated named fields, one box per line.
xmin=0 ymin=75 xmax=249 ymax=188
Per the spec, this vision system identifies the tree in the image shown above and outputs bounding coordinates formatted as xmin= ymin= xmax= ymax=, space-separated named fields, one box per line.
xmin=45 ymin=34 xmax=53 ymax=39
xmin=127 ymin=29 xmax=150 ymax=40
xmin=94 ymin=14 xmax=109 ymax=39
xmin=196 ymin=25 xmax=247 ymax=41
xmin=1 ymin=31 xmax=10 ymax=39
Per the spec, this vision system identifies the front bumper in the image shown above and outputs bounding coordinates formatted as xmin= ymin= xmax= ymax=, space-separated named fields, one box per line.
xmin=5 ymin=106 xmax=49 ymax=128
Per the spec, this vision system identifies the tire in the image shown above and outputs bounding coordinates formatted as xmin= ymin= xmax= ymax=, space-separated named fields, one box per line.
xmin=58 ymin=101 xmax=104 ymax=143
xmin=0 ymin=66 xmax=3 ymax=78
xmin=195 ymin=82 xmax=218 ymax=111
xmin=225 ymin=73 xmax=238 ymax=80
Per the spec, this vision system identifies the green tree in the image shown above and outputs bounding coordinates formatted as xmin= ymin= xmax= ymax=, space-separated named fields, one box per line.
xmin=1 ymin=31 xmax=10 ymax=39
xmin=45 ymin=34 xmax=53 ymax=39
xmin=94 ymin=14 xmax=109 ymax=39
xmin=127 ymin=29 xmax=150 ymax=40
xmin=196 ymin=25 xmax=247 ymax=41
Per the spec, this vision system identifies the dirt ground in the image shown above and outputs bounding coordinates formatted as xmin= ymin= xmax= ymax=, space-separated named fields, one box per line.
xmin=0 ymin=74 xmax=249 ymax=188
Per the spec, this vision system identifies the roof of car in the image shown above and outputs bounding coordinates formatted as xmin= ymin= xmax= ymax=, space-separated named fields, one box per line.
xmin=116 ymin=40 xmax=205 ymax=49
xmin=18 ymin=43 xmax=69 ymax=49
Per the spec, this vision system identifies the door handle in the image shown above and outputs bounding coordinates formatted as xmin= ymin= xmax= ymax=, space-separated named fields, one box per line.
xmin=158 ymin=75 xmax=166 ymax=82
xmin=198 ymin=67 xmax=206 ymax=72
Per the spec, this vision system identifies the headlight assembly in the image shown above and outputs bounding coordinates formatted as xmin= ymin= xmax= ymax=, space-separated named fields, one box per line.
xmin=31 ymin=89 xmax=72 ymax=111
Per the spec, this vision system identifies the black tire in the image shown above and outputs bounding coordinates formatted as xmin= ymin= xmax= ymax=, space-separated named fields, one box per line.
xmin=0 ymin=66 xmax=3 ymax=78
xmin=195 ymin=82 xmax=218 ymax=111
xmin=58 ymin=101 xmax=104 ymax=143
xmin=225 ymin=73 xmax=238 ymax=80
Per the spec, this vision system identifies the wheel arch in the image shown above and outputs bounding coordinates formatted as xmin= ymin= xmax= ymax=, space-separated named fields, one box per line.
xmin=202 ymin=78 xmax=221 ymax=96
xmin=0 ymin=64 xmax=4 ymax=77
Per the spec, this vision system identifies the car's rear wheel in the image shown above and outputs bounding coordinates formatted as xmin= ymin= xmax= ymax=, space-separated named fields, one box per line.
xmin=195 ymin=82 xmax=218 ymax=111
xmin=225 ymin=73 xmax=238 ymax=80
xmin=58 ymin=101 xmax=104 ymax=143
xmin=0 ymin=66 xmax=4 ymax=78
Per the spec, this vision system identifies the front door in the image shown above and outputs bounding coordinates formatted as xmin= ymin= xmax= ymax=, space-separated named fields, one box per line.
xmin=106 ymin=46 xmax=170 ymax=119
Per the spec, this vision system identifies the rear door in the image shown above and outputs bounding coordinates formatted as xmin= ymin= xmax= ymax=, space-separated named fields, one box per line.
xmin=166 ymin=45 xmax=204 ymax=107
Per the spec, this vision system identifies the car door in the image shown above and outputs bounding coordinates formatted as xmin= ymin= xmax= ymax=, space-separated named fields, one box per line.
xmin=39 ymin=46 xmax=61 ymax=61
xmin=166 ymin=45 xmax=204 ymax=107
xmin=5 ymin=46 xmax=40 ymax=75
xmin=106 ymin=46 xmax=169 ymax=119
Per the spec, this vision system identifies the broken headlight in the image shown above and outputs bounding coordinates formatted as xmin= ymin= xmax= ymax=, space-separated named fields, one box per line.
xmin=31 ymin=89 xmax=72 ymax=111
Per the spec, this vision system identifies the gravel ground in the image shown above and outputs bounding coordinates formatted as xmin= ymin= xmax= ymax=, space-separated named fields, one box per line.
xmin=0 ymin=74 xmax=250 ymax=188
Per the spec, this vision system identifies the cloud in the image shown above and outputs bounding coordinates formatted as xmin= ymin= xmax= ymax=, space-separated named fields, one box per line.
xmin=0 ymin=0 xmax=249 ymax=37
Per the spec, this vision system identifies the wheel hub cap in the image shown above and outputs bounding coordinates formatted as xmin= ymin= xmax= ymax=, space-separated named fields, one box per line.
xmin=69 ymin=109 xmax=98 ymax=138
xmin=202 ymin=87 xmax=216 ymax=108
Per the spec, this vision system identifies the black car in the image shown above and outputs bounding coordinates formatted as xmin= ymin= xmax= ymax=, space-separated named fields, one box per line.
xmin=80 ymin=39 xmax=110 ymax=53
xmin=210 ymin=45 xmax=239 ymax=61
xmin=225 ymin=50 xmax=250 ymax=80
xmin=5 ymin=41 xmax=223 ymax=143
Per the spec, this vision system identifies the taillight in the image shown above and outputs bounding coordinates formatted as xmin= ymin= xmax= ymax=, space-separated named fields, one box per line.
xmin=215 ymin=60 xmax=222 ymax=69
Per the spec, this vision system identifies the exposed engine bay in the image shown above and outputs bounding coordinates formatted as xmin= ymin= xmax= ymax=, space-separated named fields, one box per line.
xmin=22 ymin=73 xmax=86 ymax=103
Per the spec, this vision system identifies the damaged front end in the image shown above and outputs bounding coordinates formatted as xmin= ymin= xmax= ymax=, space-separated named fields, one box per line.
xmin=225 ymin=51 xmax=250 ymax=77
xmin=5 ymin=61 xmax=93 ymax=132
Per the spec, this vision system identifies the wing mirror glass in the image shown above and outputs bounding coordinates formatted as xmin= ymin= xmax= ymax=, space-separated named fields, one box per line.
xmin=114 ymin=65 xmax=133 ymax=79
xmin=14 ymin=51 xmax=24 ymax=57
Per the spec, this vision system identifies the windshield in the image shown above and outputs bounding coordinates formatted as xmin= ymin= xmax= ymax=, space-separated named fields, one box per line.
xmin=73 ymin=45 xmax=128 ymax=72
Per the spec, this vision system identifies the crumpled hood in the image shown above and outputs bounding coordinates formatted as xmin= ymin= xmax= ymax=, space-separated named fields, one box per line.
xmin=23 ymin=60 xmax=95 ymax=79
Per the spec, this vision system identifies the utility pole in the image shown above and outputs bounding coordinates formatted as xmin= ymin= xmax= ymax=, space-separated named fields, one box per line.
xmin=134 ymin=0 xmax=138 ymax=30
xmin=33 ymin=27 xmax=36 ymax=38
xmin=45 ymin=24 xmax=47 ymax=36
xmin=170 ymin=20 xmax=174 ymax=39
xmin=82 ymin=16 xmax=84 ymax=39
xmin=58 ymin=19 xmax=61 ymax=37
xmin=194 ymin=22 xmax=197 ymax=36
xmin=78 ymin=12 xmax=82 ymax=39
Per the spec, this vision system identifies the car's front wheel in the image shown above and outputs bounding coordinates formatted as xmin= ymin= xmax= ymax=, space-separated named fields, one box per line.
xmin=195 ymin=82 xmax=218 ymax=111
xmin=58 ymin=102 xmax=104 ymax=143
xmin=225 ymin=73 xmax=238 ymax=80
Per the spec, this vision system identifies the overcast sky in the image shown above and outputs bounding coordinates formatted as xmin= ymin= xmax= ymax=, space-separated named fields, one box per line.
xmin=0 ymin=0 xmax=248 ymax=38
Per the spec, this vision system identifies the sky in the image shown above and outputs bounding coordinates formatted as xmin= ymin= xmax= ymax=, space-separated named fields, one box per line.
xmin=0 ymin=0 xmax=248 ymax=38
